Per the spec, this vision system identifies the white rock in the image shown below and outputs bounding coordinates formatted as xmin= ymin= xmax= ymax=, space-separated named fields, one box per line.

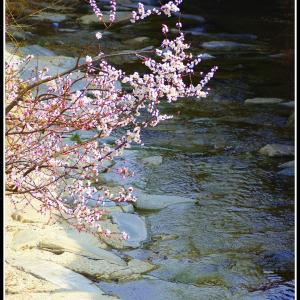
xmin=7 ymin=257 xmax=102 ymax=293
xmin=259 ymin=144 xmax=294 ymax=157
xmin=245 ymin=97 xmax=284 ymax=104
xmin=111 ymin=212 xmax=147 ymax=248
xmin=6 ymin=291 xmax=117 ymax=300
xmin=5 ymin=264 xmax=60 ymax=295
xmin=11 ymin=225 xmax=121 ymax=263
xmin=34 ymin=247 xmax=152 ymax=280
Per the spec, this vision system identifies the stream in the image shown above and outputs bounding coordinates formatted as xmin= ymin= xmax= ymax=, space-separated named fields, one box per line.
xmin=7 ymin=0 xmax=295 ymax=298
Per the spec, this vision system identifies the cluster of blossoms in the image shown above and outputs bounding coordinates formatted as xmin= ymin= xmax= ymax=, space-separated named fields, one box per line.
xmin=109 ymin=0 xmax=117 ymax=23
xmin=130 ymin=0 xmax=182 ymax=23
xmin=5 ymin=0 xmax=217 ymax=238
xmin=89 ymin=0 xmax=116 ymax=24
xmin=89 ymin=0 xmax=103 ymax=20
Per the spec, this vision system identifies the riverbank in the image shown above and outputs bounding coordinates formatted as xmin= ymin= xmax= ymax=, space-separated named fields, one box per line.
xmin=4 ymin=192 xmax=157 ymax=299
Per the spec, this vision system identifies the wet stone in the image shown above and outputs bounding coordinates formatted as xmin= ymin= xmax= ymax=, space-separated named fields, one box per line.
xmin=29 ymin=12 xmax=70 ymax=23
xmin=278 ymin=160 xmax=294 ymax=168
xmin=277 ymin=167 xmax=294 ymax=177
xmin=259 ymin=144 xmax=294 ymax=157
xmin=245 ymin=97 xmax=284 ymax=105
xmin=201 ymin=41 xmax=255 ymax=50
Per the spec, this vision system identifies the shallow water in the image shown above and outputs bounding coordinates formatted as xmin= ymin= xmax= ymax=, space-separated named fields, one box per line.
xmin=11 ymin=0 xmax=295 ymax=298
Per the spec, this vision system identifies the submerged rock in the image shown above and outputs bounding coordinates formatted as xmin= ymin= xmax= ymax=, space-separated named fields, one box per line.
xmin=286 ymin=112 xmax=294 ymax=128
xmin=245 ymin=97 xmax=284 ymax=105
xmin=18 ymin=45 xmax=56 ymax=56
xmin=259 ymin=144 xmax=294 ymax=157
xmin=278 ymin=160 xmax=294 ymax=168
xmin=279 ymin=101 xmax=294 ymax=108
xmin=77 ymin=11 xmax=131 ymax=26
xmin=277 ymin=167 xmax=294 ymax=176
xmin=215 ymin=33 xmax=257 ymax=41
xmin=10 ymin=31 xmax=36 ymax=41
xmin=123 ymin=36 xmax=151 ymax=48
xmin=99 ymin=277 xmax=234 ymax=300
xmin=174 ymin=13 xmax=205 ymax=23
xmin=133 ymin=188 xmax=195 ymax=210
xmin=201 ymin=41 xmax=254 ymax=50
xmin=29 ymin=12 xmax=70 ymax=23
xmin=141 ymin=155 xmax=163 ymax=166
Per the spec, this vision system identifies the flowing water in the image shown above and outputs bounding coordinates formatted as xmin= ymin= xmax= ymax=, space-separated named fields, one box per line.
xmin=11 ymin=0 xmax=295 ymax=298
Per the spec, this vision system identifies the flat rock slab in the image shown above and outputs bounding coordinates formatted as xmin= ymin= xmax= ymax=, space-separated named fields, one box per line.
xmin=133 ymin=188 xmax=195 ymax=210
xmin=12 ymin=226 xmax=123 ymax=264
xmin=6 ymin=291 xmax=117 ymax=300
xmin=111 ymin=212 xmax=147 ymax=248
xmin=8 ymin=247 xmax=154 ymax=281
xmin=244 ymin=98 xmax=284 ymax=105
xmin=259 ymin=144 xmax=294 ymax=157
xmin=7 ymin=257 xmax=102 ymax=293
